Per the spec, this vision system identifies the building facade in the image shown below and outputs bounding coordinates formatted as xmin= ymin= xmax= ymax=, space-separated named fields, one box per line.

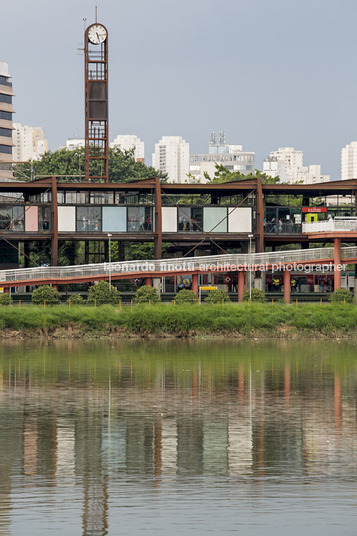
xmin=341 ymin=141 xmax=357 ymax=181
xmin=110 ymin=134 xmax=145 ymax=162
xmin=65 ymin=138 xmax=85 ymax=150
xmin=12 ymin=124 xmax=48 ymax=162
xmin=0 ymin=62 xmax=14 ymax=180
xmin=189 ymin=132 xmax=255 ymax=183
xmin=152 ymin=136 xmax=189 ymax=183
xmin=264 ymin=147 xmax=329 ymax=184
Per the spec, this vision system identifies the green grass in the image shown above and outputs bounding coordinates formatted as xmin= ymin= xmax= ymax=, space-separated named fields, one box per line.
xmin=1 ymin=302 xmax=357 ymax=337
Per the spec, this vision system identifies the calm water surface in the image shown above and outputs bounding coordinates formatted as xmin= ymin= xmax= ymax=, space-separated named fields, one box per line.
xmin=0 ymin=339 xmax=357 ymax=535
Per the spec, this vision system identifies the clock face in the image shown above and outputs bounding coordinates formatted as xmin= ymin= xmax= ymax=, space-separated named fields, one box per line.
xmin=88 ymin=24 xmax=107 ymax=44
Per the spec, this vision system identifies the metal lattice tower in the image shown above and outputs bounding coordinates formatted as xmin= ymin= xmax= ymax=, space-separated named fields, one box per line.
xmin=84 ymin=22 xmax=109 ymax=182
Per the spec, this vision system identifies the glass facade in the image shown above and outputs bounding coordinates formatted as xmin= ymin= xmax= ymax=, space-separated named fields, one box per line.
xmin=0 ymin=127 xmax=12 ymax=137
xmin=65 ymin=191 xmax=88 ymax=205
xmin=38 ymin=206 xmax=50 ymax=231
xmin=76 ymin=207 xmax=102 ymax=232
xmin=265 ymin=207 xmax=302 ymax=234
xmin=90 ymin=191 xmax=114 ymax=204
xmin=178 ymin=207 xmax=203 ymax=232
xmin=127 ymin=207 xmax=153 ymax=231
xmin=0 ymin=206 xmax=24 ymax=231
xmin=28 ymin=193 xmax=52 ymax=204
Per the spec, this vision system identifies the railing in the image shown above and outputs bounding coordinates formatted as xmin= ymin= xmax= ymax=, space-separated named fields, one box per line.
xmin=302 ymin=217 xmax=357 ymax=233
xmin=1 ymin=246 xmax=357 ymax=284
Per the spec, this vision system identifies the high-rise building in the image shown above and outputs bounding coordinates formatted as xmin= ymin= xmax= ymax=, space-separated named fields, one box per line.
xmin=65 ymin=138 xmax=85 ymax=150
xmin=263 ymin=147 xmax=329 ymax=184
xmin=189 ymin=131 xmax=255 ymax=183
xmin=0 ymin=62 xmax=14 ymax=180
xmin=152 ymin=136 xmax=189 ymax=183
xmin=12 ymin=124 xmax=48 ymax=162
xmin=341 ymin=141 xmax=357 ymax=181
xmin=262 ymin=156 xmax=288 ymax=182
xmin=110 ymin=134 xmax=145 ymax=163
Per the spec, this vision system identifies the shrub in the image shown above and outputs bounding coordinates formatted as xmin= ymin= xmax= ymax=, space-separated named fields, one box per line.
xmin=174 ymin=289 xmax=197 ymax=304
xmin=87 ymin=281 xmax=121 ymax=305
xmin=0 ymin=293 xmax=12 ymax=306
xmin=67 ymin=294 xmax=84 ymax=305
xmin=32 ymin=285 xmax=60 ymax=305
xmin=134 ymin=285 xmax=160 ymax=303
xmin=243 ymin=288 xmax=266 ymax=303
xmin=205 ymin=288 xmax=231 ymax=304
xmin=329 ymin=288 xmax=354 ymax=304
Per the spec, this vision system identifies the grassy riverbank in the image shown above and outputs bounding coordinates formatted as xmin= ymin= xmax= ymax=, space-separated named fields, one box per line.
xmin=0 ymin=303 xmax=357 ymax=338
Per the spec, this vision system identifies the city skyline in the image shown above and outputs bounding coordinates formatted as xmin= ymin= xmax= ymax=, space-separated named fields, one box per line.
xmin=2 ymin=0 xmax=357 ymax=179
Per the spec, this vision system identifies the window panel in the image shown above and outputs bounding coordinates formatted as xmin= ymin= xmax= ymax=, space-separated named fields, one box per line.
xmin=76 ymin=207 xmax=102 ymax=232
xmin=127 ymin=207 xmax=152 ymax=231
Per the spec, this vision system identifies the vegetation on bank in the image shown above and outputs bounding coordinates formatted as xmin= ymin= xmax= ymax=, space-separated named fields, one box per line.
xmin=1 ymin=303 xmax=357 ymax=337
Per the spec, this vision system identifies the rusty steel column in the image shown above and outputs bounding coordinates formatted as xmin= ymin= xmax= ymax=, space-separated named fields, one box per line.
xmin=334 ymin=237 xmax=341 ymax=290
xmin=154 ymin=177 xmax=163 ymax=260
xmin=284 ymin=268 xmax=291 ymax=304
xmin=51 ymin=176 xmax=58 ymax=266
xmin=256 ymin=177 xmax=264 ymax=253
xmin=238 ymin=271 xmax=245 ymax=303
xmin=191 ymin=274 xmax=199 ymax=295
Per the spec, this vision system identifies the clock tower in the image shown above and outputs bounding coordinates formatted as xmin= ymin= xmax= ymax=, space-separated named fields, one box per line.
xmin=84 ymin=21 xmax=109 ymax=182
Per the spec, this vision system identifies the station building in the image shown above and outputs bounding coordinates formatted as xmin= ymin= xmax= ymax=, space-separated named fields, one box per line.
xmin=0 ymin=176 xmax=356 ymax=298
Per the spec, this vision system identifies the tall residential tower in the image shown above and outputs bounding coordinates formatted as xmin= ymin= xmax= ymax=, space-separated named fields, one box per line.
xmin=152 ymin=136 xmax=189 ymax=183
xmin=12 ymin=124 xmax=48 ymax=162
xmin=341 ymin=141 xmax=357 ymax=181
xmin=0 ymin=62 xmax=14 ymax=180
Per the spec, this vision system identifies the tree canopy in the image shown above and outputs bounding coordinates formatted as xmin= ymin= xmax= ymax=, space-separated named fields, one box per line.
xmin=203 ymin=163 xmax=280 ymax=184
xmin=13 ymin=147 xmax=168 ymax=183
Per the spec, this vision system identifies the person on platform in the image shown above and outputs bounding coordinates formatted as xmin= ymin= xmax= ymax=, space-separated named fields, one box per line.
xmin=273 ymin=277 xmax=280 ymax=291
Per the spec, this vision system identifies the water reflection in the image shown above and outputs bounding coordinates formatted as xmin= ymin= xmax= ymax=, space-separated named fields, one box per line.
xmin=0 ymin=340 xmax=357 ymax=535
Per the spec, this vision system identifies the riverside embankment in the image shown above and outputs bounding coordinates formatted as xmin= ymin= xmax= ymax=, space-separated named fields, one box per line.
xmin=0 ymin=303 xmax=357 ymax=338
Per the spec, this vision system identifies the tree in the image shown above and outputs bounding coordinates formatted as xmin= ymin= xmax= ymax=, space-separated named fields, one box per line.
xmin=243 ymin=288 xmax=266 ymax=303
xmin=205 ymin=288 xmax=231 ymax=303
xmin=87 ymin=281 xmax=121 ymax=305
xmin=13 ymin=147 xmax=168 ymax=183
xmin=134 ymin=285 xmax=160 ymax=303
xmin=58 ymin=241 xmax=79 ymax=266
xmin=27 ymin=242 xmax=51 ymax=267
xmin=0 ymin=294 xmax=13 ymax=306
xmin=32 ymin=285 xmax=60 ymax=305
xmin=109 ymin=148 xmax=168 ymax=182
xmin=174 ymin=289 xmax=197 ymax=304
xmin=67 ymin=294 xmax=84 ymax=305
xmin=329 ymin=288 xmax=354 ymax=304
xmin=204 ymin=163 xmax=280 ymax=184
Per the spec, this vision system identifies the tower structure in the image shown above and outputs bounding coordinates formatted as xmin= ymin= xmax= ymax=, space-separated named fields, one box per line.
xmin=84 ymin=21 xmax=109 ymax=182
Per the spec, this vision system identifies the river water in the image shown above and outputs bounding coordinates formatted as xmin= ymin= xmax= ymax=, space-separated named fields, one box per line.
xmin=0 ymin=339 xmax=356 ymax=535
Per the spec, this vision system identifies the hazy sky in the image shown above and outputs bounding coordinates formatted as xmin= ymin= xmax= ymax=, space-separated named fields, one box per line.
xmin=2 ymin=0 xmax=357 ymax=178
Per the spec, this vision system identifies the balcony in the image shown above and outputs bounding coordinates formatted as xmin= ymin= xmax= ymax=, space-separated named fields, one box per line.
xmin=302 ymin=217 xmax=357 ymax=234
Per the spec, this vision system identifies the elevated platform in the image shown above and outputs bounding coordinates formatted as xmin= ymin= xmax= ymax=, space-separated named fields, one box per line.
xmin=1 ymin=245 xmax=356 ymax=291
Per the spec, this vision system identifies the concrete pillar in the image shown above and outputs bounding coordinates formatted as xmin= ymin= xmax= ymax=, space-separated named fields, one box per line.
xmin=145 ymin=277 xmax=152 ymax=287
xmin=153 ymin=278 xmax=161 ymax=295
xmin=283 ymin=268 xmax=291 ymax=304
xmin=192 ymin=274 xmax=199 ymax=295
xmin=238 ymin=271 xmax=245 ymax=303
xmin=334 ymin=238 xmax=341 ymax=290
